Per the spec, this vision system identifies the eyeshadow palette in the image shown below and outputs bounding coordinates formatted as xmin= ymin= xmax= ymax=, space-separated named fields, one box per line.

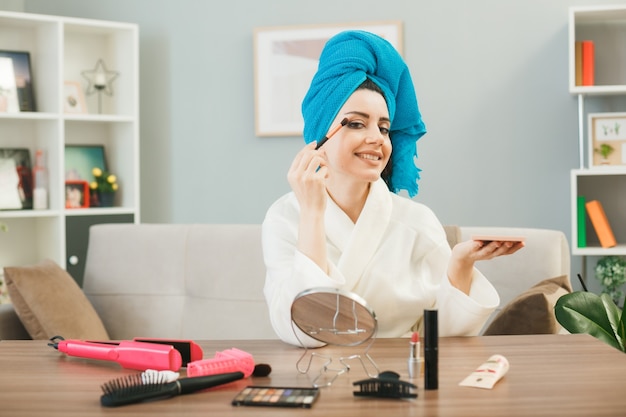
xmin=231 ymin=386 xmax=320 ymax=408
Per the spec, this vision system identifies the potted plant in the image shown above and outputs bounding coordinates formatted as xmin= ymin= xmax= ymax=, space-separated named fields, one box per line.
xmin=594 ymin=143 xmax=615 ymax=164
xmin=595 ymin=255 xmax=626 ymax=305
xmin=89 ymin=167 xmax=118 ymax=207
xmin=555 ymin=291 xmax=625 ymax=352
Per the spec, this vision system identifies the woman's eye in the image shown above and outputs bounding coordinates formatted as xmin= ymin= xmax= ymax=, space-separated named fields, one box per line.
xmin=347 ymin=121 xmax=365 ymax=129
xmin=380 ymin=127 xmax=390 ymax=135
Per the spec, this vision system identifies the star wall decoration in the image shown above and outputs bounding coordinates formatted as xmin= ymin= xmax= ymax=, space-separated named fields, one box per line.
xmin=81 ymin=59 xmax=119 ymax=96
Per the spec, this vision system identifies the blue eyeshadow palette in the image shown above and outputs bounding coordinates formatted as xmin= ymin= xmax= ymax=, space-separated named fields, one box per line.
xmin=231 ymin=386 xmax=319 ymax=408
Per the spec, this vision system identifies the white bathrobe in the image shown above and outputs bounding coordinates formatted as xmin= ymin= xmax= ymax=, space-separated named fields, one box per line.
xmin=262 ymin=179 xmax=499 ymax=346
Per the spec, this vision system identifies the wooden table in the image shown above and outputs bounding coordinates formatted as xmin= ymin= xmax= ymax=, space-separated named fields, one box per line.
xmin=0 ymin=334 xmax=624 ymax=416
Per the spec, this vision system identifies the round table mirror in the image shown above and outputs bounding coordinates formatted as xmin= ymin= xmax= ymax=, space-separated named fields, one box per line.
xmin=290 ymin=287 xmax=380 ymax=386
xmin=291 ymin=287 xmax=377 ymax=347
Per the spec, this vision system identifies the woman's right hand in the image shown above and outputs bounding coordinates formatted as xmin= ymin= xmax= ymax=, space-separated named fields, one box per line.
xmin=288 ymin=142 xmax=330 ymax=272
xmin=287 ymin=142 xmax=328 ymax=213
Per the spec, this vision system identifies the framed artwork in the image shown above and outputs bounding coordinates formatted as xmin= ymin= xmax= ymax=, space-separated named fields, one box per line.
xmin=63 ymin=81 xmax=87 ymax=114
xmin=588 ymin=112 xmax=626 ymax=169
xmin=253 ymin=21 xmax=403 ymax=137
xmin=0 ymin=148 xmax=32 ymax=209
xmin=65 ymin=180 xmax=90 ymax=208
xmin=0 ymin=56 xmax=19 ymax=113
xmin=0 ymin=50 xmax=36 ymax=112
xmin=64 ymin=144 xmax=107 ymax=182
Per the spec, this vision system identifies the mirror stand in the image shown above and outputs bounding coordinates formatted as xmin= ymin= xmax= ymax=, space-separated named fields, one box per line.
xmin=290 ymin=288 xmax=380 ymax=388
xmin=292 ymin=322 xmax=380 ymax=387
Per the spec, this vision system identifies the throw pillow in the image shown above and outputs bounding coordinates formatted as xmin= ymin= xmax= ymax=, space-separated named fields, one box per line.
xmin=4 ymin=259 xmax=110 ymax=340
xmin=483 ymin=275 xmax=572 ymax=335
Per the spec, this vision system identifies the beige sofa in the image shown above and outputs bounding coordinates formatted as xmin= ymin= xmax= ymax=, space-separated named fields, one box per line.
xmin=0 ymin=223 xmax=571 ymax=340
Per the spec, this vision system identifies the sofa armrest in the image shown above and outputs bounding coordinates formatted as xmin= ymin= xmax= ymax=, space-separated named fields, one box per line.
xmin=0 ymin=303 xmax=30 ymax=340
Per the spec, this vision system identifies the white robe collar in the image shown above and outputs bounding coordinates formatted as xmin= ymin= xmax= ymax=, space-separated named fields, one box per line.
xmin=325 ymin=179 xmax=393 ymax=287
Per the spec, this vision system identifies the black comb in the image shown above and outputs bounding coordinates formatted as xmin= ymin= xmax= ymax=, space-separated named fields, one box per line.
xmin=100 ymin=371 xmax=244 ymax=407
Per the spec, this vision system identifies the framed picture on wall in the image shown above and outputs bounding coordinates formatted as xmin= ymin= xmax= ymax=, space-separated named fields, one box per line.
xmin=253 ymin=21 xmax=403 ymax=137
xmin=588 ymin=112 xmax=626 ymax=169
xmin=0 ymin=50 xmax=36 ymax=112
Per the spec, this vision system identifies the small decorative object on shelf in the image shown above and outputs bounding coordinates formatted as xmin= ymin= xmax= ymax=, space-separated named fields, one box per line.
xmin=63 ymin=81 xmax=88 ymax=114
xmin=81 ymin=59 xmax=119 ymax=114
xmin=595 ymin=255 xmax=626 ymax=305
xmin=90 ymin=167 xmax=118 ymax=207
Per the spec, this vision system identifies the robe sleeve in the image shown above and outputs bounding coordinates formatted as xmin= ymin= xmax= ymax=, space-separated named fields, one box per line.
xmin=436 ymin=268 xmax=500 ymax=336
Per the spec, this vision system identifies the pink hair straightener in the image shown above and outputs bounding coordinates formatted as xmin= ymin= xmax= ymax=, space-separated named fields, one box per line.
xmin=48 ymin=336 xmax=187 ymax=371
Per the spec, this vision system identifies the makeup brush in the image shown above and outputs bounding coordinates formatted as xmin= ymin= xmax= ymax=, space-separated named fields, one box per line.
xmin=100 ymin=371 xmax=244 ymax=407
xmin=315 ymin=117 xmax=348 ymax=149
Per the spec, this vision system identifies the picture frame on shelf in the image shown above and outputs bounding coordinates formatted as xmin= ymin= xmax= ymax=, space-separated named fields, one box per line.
xmin=64 ymin=144 xmax=107 ymax=183
xmin=0 ymin=56 xmax=19 ymax=113
xmin=0 ymin=50 xmax=36 ymax=112
xmin=63 ymin=81 xmax=87 ymax=114
xmin=253 ymin=21 xmax=403 ymax=137
xmin=588 ymin=112 xmax=626 ymax=169
xmin=0 ymin=148 xmax=32 ymax=209
xmin=65 ymin=180 xmax=90 ymax=208
xmin=65 ymin=145 xmax=107 ymax=209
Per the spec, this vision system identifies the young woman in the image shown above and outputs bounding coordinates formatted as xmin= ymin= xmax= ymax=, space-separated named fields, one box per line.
xmin=262 ymin=31 xmax=523 ymax=346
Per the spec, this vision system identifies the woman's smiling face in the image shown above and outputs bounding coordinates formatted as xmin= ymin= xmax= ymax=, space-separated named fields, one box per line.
xmin=323 ymin=88 xmax=392 ymax=186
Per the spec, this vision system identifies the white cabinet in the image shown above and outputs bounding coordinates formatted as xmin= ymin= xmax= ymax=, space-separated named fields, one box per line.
xmin=569 ymin=5 xmax=626 ymax=256
xmin=568 ymin=5 xmax=626 ymax=95
xmin=0 ymin=11 xmax=139 ymax=284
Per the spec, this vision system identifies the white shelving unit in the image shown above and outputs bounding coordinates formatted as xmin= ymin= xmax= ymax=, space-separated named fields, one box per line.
xmin=0 ymin=11 xmax=139 ymax=284
xmin=569 ymin=5 xmax=626 ymax=257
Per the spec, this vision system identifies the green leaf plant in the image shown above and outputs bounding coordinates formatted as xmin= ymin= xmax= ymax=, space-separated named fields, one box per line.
xmin=555 ymin=291 xmax=625 ymax=352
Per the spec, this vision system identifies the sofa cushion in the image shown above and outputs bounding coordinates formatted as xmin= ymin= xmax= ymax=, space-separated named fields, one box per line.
xmin=483 ymin=275 xmax=572 ymax=335
xmin=4 ymin=259 xmax=109 ymax=340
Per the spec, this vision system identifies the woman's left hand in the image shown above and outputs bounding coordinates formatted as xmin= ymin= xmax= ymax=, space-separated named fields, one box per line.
xmin=458 ymin=239 xmax=524 ymax=262
xmin=447 ymin=239 xmax=525 ymax=294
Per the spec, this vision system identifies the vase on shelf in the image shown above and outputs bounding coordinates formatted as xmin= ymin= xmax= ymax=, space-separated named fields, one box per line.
xmin=95 ymin=191 xmax=115 ymax=207
xmin=99 ymin=192 xmax=115 ymax=207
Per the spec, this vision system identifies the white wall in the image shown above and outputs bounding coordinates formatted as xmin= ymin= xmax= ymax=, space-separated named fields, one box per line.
xmin=4 ymin=0 xmax=626 ymax=293
xmin=0 ymin=0 xmax=22 ymax=11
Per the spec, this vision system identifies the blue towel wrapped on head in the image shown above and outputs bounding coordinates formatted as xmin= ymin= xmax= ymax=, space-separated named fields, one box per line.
xmin=302 ymin=30 xmax=426 ymax=197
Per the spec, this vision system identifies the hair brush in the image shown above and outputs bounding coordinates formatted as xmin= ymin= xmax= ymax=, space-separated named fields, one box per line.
xmin=100 ymin=371 xmax=244 ymax=407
